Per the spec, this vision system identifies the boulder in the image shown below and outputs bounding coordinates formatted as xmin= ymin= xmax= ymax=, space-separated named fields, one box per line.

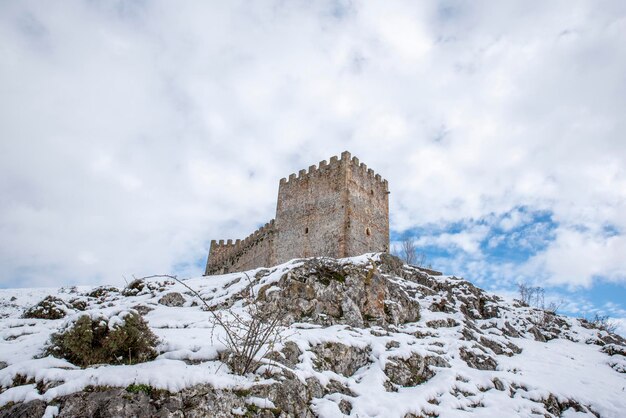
xmin=159 ymin=292 xmax=185 ymax=307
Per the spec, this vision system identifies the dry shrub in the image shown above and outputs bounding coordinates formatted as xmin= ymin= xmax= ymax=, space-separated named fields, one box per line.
xmin=48 ymin=311 xmax=158 ymax=367
xmin=122 ymin=279 xmax=146 ymax=296
xmin=167 ymin=274 xmax=285 ymax=375
xmin=87 ymin=286 xmax=119 ymax=299
xmin=23 ymin=296 xmax=69 ymax=320
xmin=588 ymin=313 xmax=619 ymax=334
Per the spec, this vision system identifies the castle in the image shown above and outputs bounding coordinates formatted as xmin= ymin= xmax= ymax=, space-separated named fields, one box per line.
xmin=204 ymin=151 xmax=390 ymax=275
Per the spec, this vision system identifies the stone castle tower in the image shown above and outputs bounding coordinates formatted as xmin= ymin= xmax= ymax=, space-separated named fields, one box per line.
xmin=204 ymin=151 xmax=389 ymax=275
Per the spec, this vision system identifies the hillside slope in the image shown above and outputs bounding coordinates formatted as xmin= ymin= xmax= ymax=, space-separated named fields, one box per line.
xmin=0 ymin=254 xmax=625 ymax=417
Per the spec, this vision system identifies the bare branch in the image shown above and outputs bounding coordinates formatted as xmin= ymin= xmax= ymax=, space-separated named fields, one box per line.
xmin=138 ymin=273 xmax=287 ymax=375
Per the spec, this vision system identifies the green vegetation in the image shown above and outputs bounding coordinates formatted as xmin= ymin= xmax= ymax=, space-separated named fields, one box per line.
xmin=233 ymin=388 xmax=251 ymax=397
xmin=126 ymin=383 xmax=153 ymax=395
xmin=22 ymin=296 xmax=67 ymax=320
xmin=87 ymin=286 xmax=118 ymax=299
xmin=47 ymin=312 xmax=158 ymax=367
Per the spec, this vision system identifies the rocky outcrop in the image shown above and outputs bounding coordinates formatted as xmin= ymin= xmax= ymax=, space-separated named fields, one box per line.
xmin=1 ymin=253 xmax=625 ymax=417
xmin=2 ymin=380 xmax=327 ymax=418
xmin=459 ymin=346 xmax=498 ymax=371
xmin=384 ymin=353 xmax=450 ymax=388
xmin=260 ymin=257 xmax=420 ymax=328
xmin=0 ymin=400 xmax=47 ymax=418
xmin=311 ymin=342 xmax=371 ymax=376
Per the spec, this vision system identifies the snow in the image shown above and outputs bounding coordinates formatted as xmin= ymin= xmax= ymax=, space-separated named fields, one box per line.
xmin=42 ymin=405 xmax=59 ymax=418
xmin=0 ymin=254 xmax=625 ymax=417
xmin=231 ymin=406 xmax=246 ymax=415
xmin=562 ymin=408 xmax=595 ymax=417
xmin=246 ymin=396 xmax=276 ymax=409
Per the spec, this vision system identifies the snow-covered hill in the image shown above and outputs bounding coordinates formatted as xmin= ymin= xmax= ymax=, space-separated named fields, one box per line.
xmin=0 ymin=254 xmax=624 ymax=417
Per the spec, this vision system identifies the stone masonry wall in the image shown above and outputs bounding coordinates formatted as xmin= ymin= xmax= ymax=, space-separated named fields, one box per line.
xmin=273 ymin=153 xmax=348 ymax=264
xmin=204 ymin=151 xmax=389 ymax=275
xmin=345 ymin=155 xmax=390 ymax=256
xmin=204 ymin=221 xmax=275 ymax=275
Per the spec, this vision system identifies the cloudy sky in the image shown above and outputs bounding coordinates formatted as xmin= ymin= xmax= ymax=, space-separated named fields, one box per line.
xmin=1 ymin=1 xmax=625 ymax=332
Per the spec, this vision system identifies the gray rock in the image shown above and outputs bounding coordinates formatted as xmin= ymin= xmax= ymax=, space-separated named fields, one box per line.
xmin=266 ymin=341 xmax=302 ymax=369
xmin=54 ymin=386 xmax=245 ymax=418
xmin=158 ymin=292 xmax=185 ymax=307
xmin=176 ymin=386 xmax=240 ymax=418
xmin=56 ymin=388 xmax=157 ymax=418
xmin=602 ymin=343 xmax=626 ymax=357
xmin=384 ymin=353 xmax=449 ymax=387
xmin=501 ymin=321 xmax=521 ymax=338
xmin=386 ymin=340 xmax=400 ymax=349
xmin=281 ymin=341 xmax=303 ymax=367
xmin=251 ymin=379 xmax=315 ymax=417
xmin=479 ymin=337 xmax=521 ymax=357
xmin=132 ymin=304 xmax=155 ymax=315
xmin=492 ymin=378 xmax=505 ymax=391
xmin=528 ymin=326 xmax=547 ymax=342
xmin=341 ymin=296 xmax=364 ymax=327
xmin=426 ymin=318 xmax=460 ymax=328
xmin=338 ymin=398 xmax=353 ymax=414
xmin=459 ymin=347 xmax=498 ymax=371
xmin=325 ymin=380 xmax=356 ymax=397
xmin=305 ymin=377 xmax=324 ymax=399
xmin=0 ymin=400 xmax=47 ymax=418
xmin=263 ymin=258 xmax=421 ymax=328
xmin=312 ymin=342 xmax=371 ymax=377
xmin=45 ymin=375 xmax=334 ymax=418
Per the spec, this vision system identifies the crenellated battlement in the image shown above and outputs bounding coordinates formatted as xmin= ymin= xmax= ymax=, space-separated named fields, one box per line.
xmin=205 ymin=150 xmax=390 ymax=275
xmin=206 ymin=220 xmax=276 ymax=274
xmin=349 ymin=155 xmax=389 ymax=192
xmin=278 ymin=151 xmax=388 ymax=191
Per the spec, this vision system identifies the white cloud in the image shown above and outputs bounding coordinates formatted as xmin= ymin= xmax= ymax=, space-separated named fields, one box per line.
xmin=0 ymin=1 xmax=625 ymax=289
xmin=499 ymin=208 xmax=532 ymax=232
xmin=414 ymin=225 xmax=490 ymax=255
xmin=524 ymin=228 xmax=626 ymax=288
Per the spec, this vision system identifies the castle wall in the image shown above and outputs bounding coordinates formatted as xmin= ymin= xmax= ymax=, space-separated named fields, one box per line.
xmin=205 ymin=221 xmax=275 ymax=275
xmin=273 ymin=153 xmax=348 ymax=264
xmin=204 ymin=151 xmax=390 ymax=275
xmin=345 ymin=157 xmax=390 ymax=256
